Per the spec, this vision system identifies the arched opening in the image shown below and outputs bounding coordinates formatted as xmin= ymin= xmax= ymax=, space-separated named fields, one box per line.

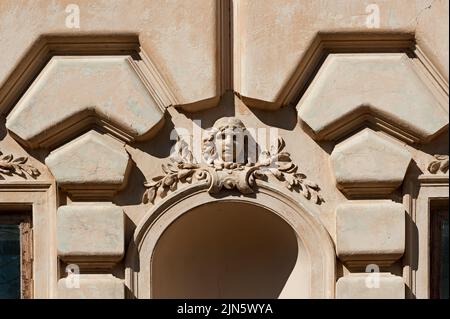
xmin=151 ymin=201 xmax=298 ymax=298
xmin=126 ymin=186 xmax=336 ymax=299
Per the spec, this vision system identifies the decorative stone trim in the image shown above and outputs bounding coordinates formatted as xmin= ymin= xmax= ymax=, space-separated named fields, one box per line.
xmin=45 ymin=131 xmax=131 ymax=200
xmin=143 ymin=118 xmax=323 ymax=205
xmin=0 ymin=180 xmax=56 ymax=298
xmin=330 ymin=129 xmax=411 ymax=198
xmin=6 ymin=55 xmax=166 ymax=148
xmin=0 ymin=151 xmax=40 ymax=178
xmin=297 ymin=51 xmax=448 ymax=144
xmin=336 ymin=200 xmax=405 ymax=268
xmin=57 ymin=203 xmax=125 ymax=269
xmin=428 ymin=154 xmax=449 ymax=174
xmin=128 ymin=185 xmax=335 ymax=299
xmin=403 ymin=174 xmax=449 ymax=298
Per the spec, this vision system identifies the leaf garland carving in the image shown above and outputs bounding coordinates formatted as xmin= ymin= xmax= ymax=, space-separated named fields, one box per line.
xmin=0 ymin=151 xmax=40 ymax=178
xmin=142 ymin=136 xmax=323 ymax=205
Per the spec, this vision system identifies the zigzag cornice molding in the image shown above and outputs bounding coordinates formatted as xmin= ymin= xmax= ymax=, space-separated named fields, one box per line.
xmin=292 ymin=33 xmax=449 ymax=144
xmin=237 ymin=32 xmax=448 ymax=110
xmin=1 ymin=34 xmax=177 ymax=149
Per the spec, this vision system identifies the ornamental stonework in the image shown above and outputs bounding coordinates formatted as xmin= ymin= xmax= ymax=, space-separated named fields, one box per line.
xmin=142 ymin=117 xmax=323 ymax=205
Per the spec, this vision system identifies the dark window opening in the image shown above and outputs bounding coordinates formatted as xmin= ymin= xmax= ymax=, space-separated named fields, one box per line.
xmin=0 ymin=213 xmax=32 ymax=299
xmin=430 ymin=200 xmax=449 ymax=299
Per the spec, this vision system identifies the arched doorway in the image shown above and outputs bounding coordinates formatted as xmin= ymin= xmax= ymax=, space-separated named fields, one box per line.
xmin=126 ymin=184 xmax=336 ymax=299
xmin=152 ymin=201 xmax=298 ymax=298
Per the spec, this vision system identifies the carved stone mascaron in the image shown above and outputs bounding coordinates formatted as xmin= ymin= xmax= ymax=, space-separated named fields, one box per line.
xmin=143 ymin=117 xmax=323 ymax=205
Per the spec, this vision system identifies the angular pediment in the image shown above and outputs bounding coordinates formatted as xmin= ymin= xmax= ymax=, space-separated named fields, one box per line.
xmin=298 ymin=53 xmax=448 ymax=143
xmin=6 ymin=55 xmax=165 ymax=148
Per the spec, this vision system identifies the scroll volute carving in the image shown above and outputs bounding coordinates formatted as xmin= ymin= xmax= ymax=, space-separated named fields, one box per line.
xmin=428 ymin=155 xmax=449 ymax=174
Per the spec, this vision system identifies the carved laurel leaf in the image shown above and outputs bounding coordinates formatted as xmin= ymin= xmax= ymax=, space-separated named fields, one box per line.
xmin=299 ymin=185 xmax=311 ymax=199
xmin=302 ymin=179 xmax=319 ymax=190
xmin=177 ymin=169 xmax=192 ymax=179
xmin=166 ymin=163 xmax=179 ymax=173
xmin=269 ymin=168 xmax=283 ymax=180
xmin=253 ymin=169 xmax=267 ymax=180
xmin=0 ymin=152 xmax=40 ymax=178
xmin=285 ymin=174 xmax=295 ymax=189
xmin=161 ymin=164 xmax=168 ymax=174
xmin=151 ymin=175 xmax=165 ymax=182
xmin=316 ymin=193 xmax=324 ymax=204
xmin=277 ymin=152 xmax=291 ymax=162
xmin=162 ymin=175 xmax=176 ymax=187
xmin=13 ymin=156 xmax=28 ymax=164
xmin=2 ymin=154 xmax=13 ymax=162
xmin=293 ymin=172 xmax=307 ymax=179
xmin=277 ymin=162 xmax=295 ymax=171
xmin=144 ymin=180 xmax=161 ymax=188
xmin=270 ymin=137 xmax=286 ymax=155
xmin=21 ymin=166 xmax=34 ymax=177
xmin=181 ymin=163 xmax=199 ymax=169
xmin=142 ymin=187 xmax=157 ymax=204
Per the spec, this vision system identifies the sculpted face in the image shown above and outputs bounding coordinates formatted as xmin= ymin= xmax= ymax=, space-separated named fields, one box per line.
xmin=212 ymin=117 xmax=246 ymax=164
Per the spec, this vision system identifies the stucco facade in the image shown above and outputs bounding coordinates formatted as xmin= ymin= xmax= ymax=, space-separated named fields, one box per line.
xmin=0 ymin=0 xmax=448 ymax=299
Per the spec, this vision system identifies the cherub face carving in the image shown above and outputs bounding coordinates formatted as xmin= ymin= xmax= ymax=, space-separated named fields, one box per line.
xmin=203 ymin=117 xmax=247 ymax=165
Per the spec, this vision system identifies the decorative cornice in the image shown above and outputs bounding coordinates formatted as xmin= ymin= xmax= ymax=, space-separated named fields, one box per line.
xmin=143 ymin=130 xmax=323 ymax=205
xmin=0 ymin=34 xmax=175 ymax=116
xmin=0 ymin=151 xmax=40 ymax=178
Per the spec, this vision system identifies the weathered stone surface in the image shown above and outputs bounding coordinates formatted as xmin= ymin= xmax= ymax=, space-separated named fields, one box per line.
xmin=336 ymin=274 xmax=405 ymax=299
xmin=330 ymin=129 xmax=412 ymax=197
xmin=45 ymin=131 xmax=130 ymax=192
xmin=6 ymin=56 xmax=165 ymax=147
xmin=0 ymin=1 xmax=220 ymax=114
xmin=57 ymin=203 xmax=124 ymax=265
xmin=0 ymin=0 xmax=446 ymax=300
xmin=234 ymin=1 xmax=448 ymax=110
xmin=336 ymin=201 xmax=405 ymax=267
xmin=57 ymin=275 xmax=124 ymax=299
xmin=298 ymin=53 xmax=448 ymax=143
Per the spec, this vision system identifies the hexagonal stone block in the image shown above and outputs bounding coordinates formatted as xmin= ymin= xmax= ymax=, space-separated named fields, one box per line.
xmin=336 ymin=274 xmax=405 ymax=299
xmin=57 ymin=203 xmax=124 ymax=266
xmin=336 ymin=201 xmax=405 ymax=267
xmin=330 ymin=129 xmax=411 ymax=197
xmin=57 ymin=275 xmax=124 ymax=299
xmin=46 ymin=130 xmax=130 ymax=196
xmin=297 ymin=53 xmax=448 ymax=143
xmin=6 ymin=56 xmax=165 ymax=148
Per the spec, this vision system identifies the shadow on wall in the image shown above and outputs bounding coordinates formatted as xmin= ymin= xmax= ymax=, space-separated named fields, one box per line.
xmin=151 ymin=201 xmax=299 ymax=299
xmin=178 ymin=90 xmax=236 ymax=130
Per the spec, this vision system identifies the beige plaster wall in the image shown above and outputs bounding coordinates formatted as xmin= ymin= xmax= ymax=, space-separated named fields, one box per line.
xmin=0 ymin=0 xmax=448 ymax=299
xmin=152 ymin=202 xmax=298 ymax=298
